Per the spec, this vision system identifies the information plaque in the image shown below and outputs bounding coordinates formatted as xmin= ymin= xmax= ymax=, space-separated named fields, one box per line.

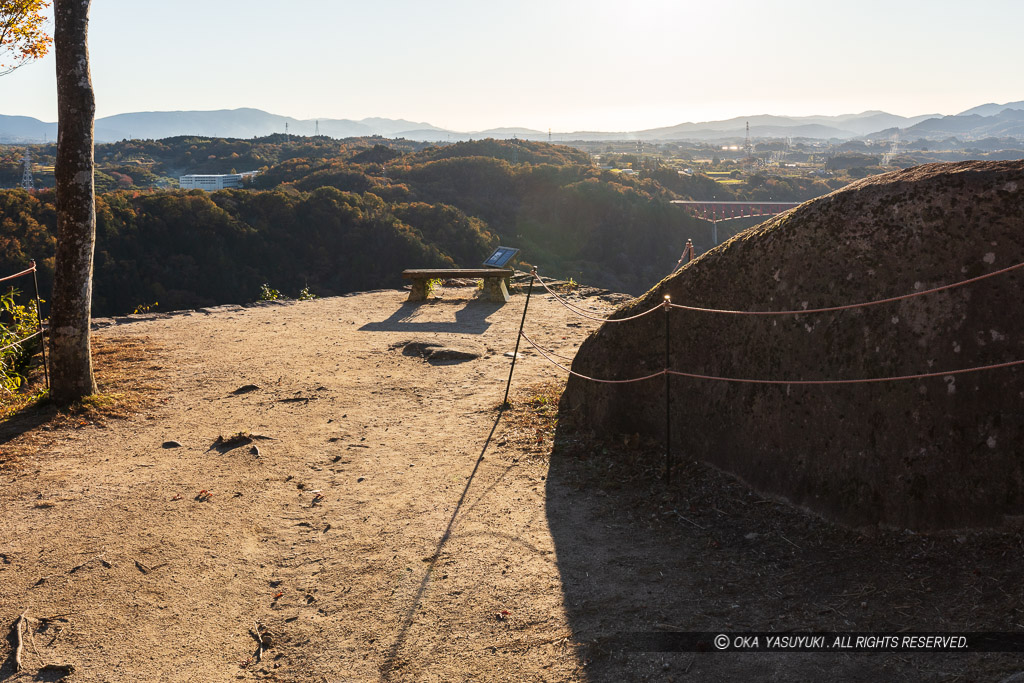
xmin=483 ymin=246 xmax=519 ymax=268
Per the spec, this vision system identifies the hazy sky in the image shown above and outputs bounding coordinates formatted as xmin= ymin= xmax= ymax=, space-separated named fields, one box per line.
xmin=2 ymin=0 xmax=1022 ymax=131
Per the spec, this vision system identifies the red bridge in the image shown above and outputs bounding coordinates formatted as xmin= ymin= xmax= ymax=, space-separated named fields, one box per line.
xmin=671 ymin=200 xmax=801 ymax=221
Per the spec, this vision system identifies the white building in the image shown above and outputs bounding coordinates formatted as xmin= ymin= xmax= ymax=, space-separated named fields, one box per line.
xmin=179 ymin=171 xmax=259 ymax=191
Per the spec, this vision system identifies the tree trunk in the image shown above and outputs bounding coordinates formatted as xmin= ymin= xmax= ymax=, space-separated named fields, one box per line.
xmin=50 ymin=0 xmax=97 ymax=404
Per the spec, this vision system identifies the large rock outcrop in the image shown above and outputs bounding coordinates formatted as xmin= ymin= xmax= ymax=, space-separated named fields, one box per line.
xmin=562 ymin=161 xmax=1024 ymax=530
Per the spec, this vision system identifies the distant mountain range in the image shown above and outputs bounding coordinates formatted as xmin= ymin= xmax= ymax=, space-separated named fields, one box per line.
xmin=2 ymin=101 xmax=1023 ymax=144
xmin=0 ymin=108 xmax=448 ymax=144
xmin=865 ymin=104 xmax=1024 ymax=141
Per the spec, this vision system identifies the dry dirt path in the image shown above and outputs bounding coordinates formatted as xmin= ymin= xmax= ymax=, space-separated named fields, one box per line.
xmin=0 ymin=286 xmax=619 ymax=682
xmin=3 ymin=286 xmax=1023 ymax=683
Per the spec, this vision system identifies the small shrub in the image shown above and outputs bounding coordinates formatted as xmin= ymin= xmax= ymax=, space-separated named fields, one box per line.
xmin=259 ymin=283 xmax=282 ymax=301
xmin=0 ymin=288 xmax=42 ymax=395
xmin=297 ymin=286 xmax=318 ymax=301
xmin=132 ymin=301 xmax=158 ymax=314
xmin=425 ymin=278 xmax=443 ymax=297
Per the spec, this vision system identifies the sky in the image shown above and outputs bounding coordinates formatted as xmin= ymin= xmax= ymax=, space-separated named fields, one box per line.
xmin=1 ymin=0 xmax=1023 ymax=132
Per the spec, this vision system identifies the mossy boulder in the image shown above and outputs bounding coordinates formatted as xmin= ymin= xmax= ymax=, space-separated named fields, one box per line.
xmin=562 ymin=161 xmax=1024 ymax=530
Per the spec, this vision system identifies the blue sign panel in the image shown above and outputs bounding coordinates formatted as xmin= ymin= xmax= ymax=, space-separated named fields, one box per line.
xmin=483 ymin=246 xmax=520 ymax=268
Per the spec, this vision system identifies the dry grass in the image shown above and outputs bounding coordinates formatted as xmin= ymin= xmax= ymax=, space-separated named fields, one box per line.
xmin=499 ymin=380 xmax=565 ymax=467
xmin=504 ymin=379 xmax=669 ymax=493
xmin=0 ymin=334 xmax=164 ymax=469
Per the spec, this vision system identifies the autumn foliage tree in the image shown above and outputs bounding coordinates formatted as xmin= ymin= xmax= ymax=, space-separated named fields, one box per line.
xmin=0 ymin=0 xmax=51 ymax=76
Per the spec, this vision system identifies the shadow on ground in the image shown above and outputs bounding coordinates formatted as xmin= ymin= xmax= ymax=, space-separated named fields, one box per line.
xmin=0 ymin=402 xmax=55 ymax=450
xmin=359 ymin=299 xmax=503 ymax=335
xmin=544 ymin=406 xmax=1024 ymax=682
xmin=379 ymin=409 xmax=507 ymax=681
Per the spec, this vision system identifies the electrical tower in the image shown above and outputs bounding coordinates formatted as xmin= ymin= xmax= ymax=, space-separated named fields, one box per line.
xmin=882 ymin=132 xmax=900 ymax=166
xmin=744 ymin=121 xmax=753 ymax=159
xmin=21 ymin=150 xmax=33 ymax=191
xmin=315 ymin=120 xmax=320 ymax=136
xmin=285 ymin=122 xmax=289 ymax=135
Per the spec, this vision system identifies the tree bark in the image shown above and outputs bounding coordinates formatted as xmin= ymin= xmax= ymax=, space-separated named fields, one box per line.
xmin=50 ymin=0 xmax=97 ymax=403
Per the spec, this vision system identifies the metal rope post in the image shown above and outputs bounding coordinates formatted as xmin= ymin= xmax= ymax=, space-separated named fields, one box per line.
xmin=664 ymin=294 xmax=672 ymax=485
xmin=30 ymin=260 xmax=48 ymax=389
xmin=502 ymin=269 xmax=535 ymax=408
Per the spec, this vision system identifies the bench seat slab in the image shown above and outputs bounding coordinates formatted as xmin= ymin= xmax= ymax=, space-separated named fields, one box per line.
xmin=402 ymin=269 xmax=513 ymax=304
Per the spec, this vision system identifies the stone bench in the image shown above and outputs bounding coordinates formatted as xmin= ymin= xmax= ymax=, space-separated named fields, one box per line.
xmin=402 ymin=268 xmax=514 ymax=303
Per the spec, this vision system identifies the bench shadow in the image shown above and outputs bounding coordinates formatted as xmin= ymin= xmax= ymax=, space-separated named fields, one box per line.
xmin=358 ymin=299 xmax=503 ymax=335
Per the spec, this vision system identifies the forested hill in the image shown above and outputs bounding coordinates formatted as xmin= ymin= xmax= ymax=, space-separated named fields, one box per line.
xmin=1 ymin=136 xmax=711 ymax=316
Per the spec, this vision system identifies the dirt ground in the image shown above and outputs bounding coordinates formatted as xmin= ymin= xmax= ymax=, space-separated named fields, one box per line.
xmin=1 ymin=284 xmax=1023 ymax=682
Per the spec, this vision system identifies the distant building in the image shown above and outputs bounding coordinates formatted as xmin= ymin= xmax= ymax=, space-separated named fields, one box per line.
xmin=179 ymin=171 xmax=258 ymax=191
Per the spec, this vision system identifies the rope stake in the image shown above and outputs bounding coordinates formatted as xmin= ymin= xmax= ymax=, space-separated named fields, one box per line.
xmin=502 ymin=271 xmax=534 ymax=407
xmin=31 ymin=259 xmax=48 ymax=389
xmin=664 ymin=294 xmax=672 ymax=486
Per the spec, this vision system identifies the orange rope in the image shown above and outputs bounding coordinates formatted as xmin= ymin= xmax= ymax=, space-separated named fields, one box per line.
xmin=669 ymin=260 xmax=1024 ymax=316
xmin=0 ymin=264 xmax=36 ymax=285
xmin=533 ymin=274 xmax=661 ymax=323
xmin=665 ymin=359 xmax=1024 ymax=385
xmin=519 ymin=331 xmax=665 ymax=384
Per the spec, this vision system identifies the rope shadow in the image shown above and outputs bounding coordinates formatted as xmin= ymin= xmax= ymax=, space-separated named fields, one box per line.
xmin=379 ymin=407 xmax=506 ymax=681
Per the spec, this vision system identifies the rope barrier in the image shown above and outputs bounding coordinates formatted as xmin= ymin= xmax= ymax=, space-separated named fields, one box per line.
xmin=668 ymin=259 xmax=1024 ymax=316
xmin=0 ymin=260 xmax=48 ymax=389
xmin=516 ymin=334 xmax=577 ymax=362
xmin=535 ymin=259 xmax=1024 ymax=324
xmin=519 ymin=331 xmax=666 ymax=384
xmin=0 ymin=264 xmax=36 ymax=285
xmin=533 ymin=274 xmax=662 ymax=323
xmin=518 ymin=259 xmax=1024 ymax=487
xmin=511 ymin=260 xmax=1024 ymax=487
xmin=666 ymin=359 xmax=1024 ymax=385
xmin=520 ymin=328 xmax=1024 ymax=387
xmin=0 ymin=330 xmax=41 ymax=354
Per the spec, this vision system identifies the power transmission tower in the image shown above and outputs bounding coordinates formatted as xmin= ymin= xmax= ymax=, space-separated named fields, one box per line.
xmin=882 ymin=131 xmax=900 ymax=165
xmin=315 ymin=120 xmax=320 ymax=136
xmin=21 ymin=149 xmax=33 ymax=191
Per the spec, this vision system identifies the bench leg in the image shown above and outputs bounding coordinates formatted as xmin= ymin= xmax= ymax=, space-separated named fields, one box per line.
xmin=407 ymin=279 xmax=428 ymax=302
xmin=483 ymin=276 xmax=510 ymax=303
